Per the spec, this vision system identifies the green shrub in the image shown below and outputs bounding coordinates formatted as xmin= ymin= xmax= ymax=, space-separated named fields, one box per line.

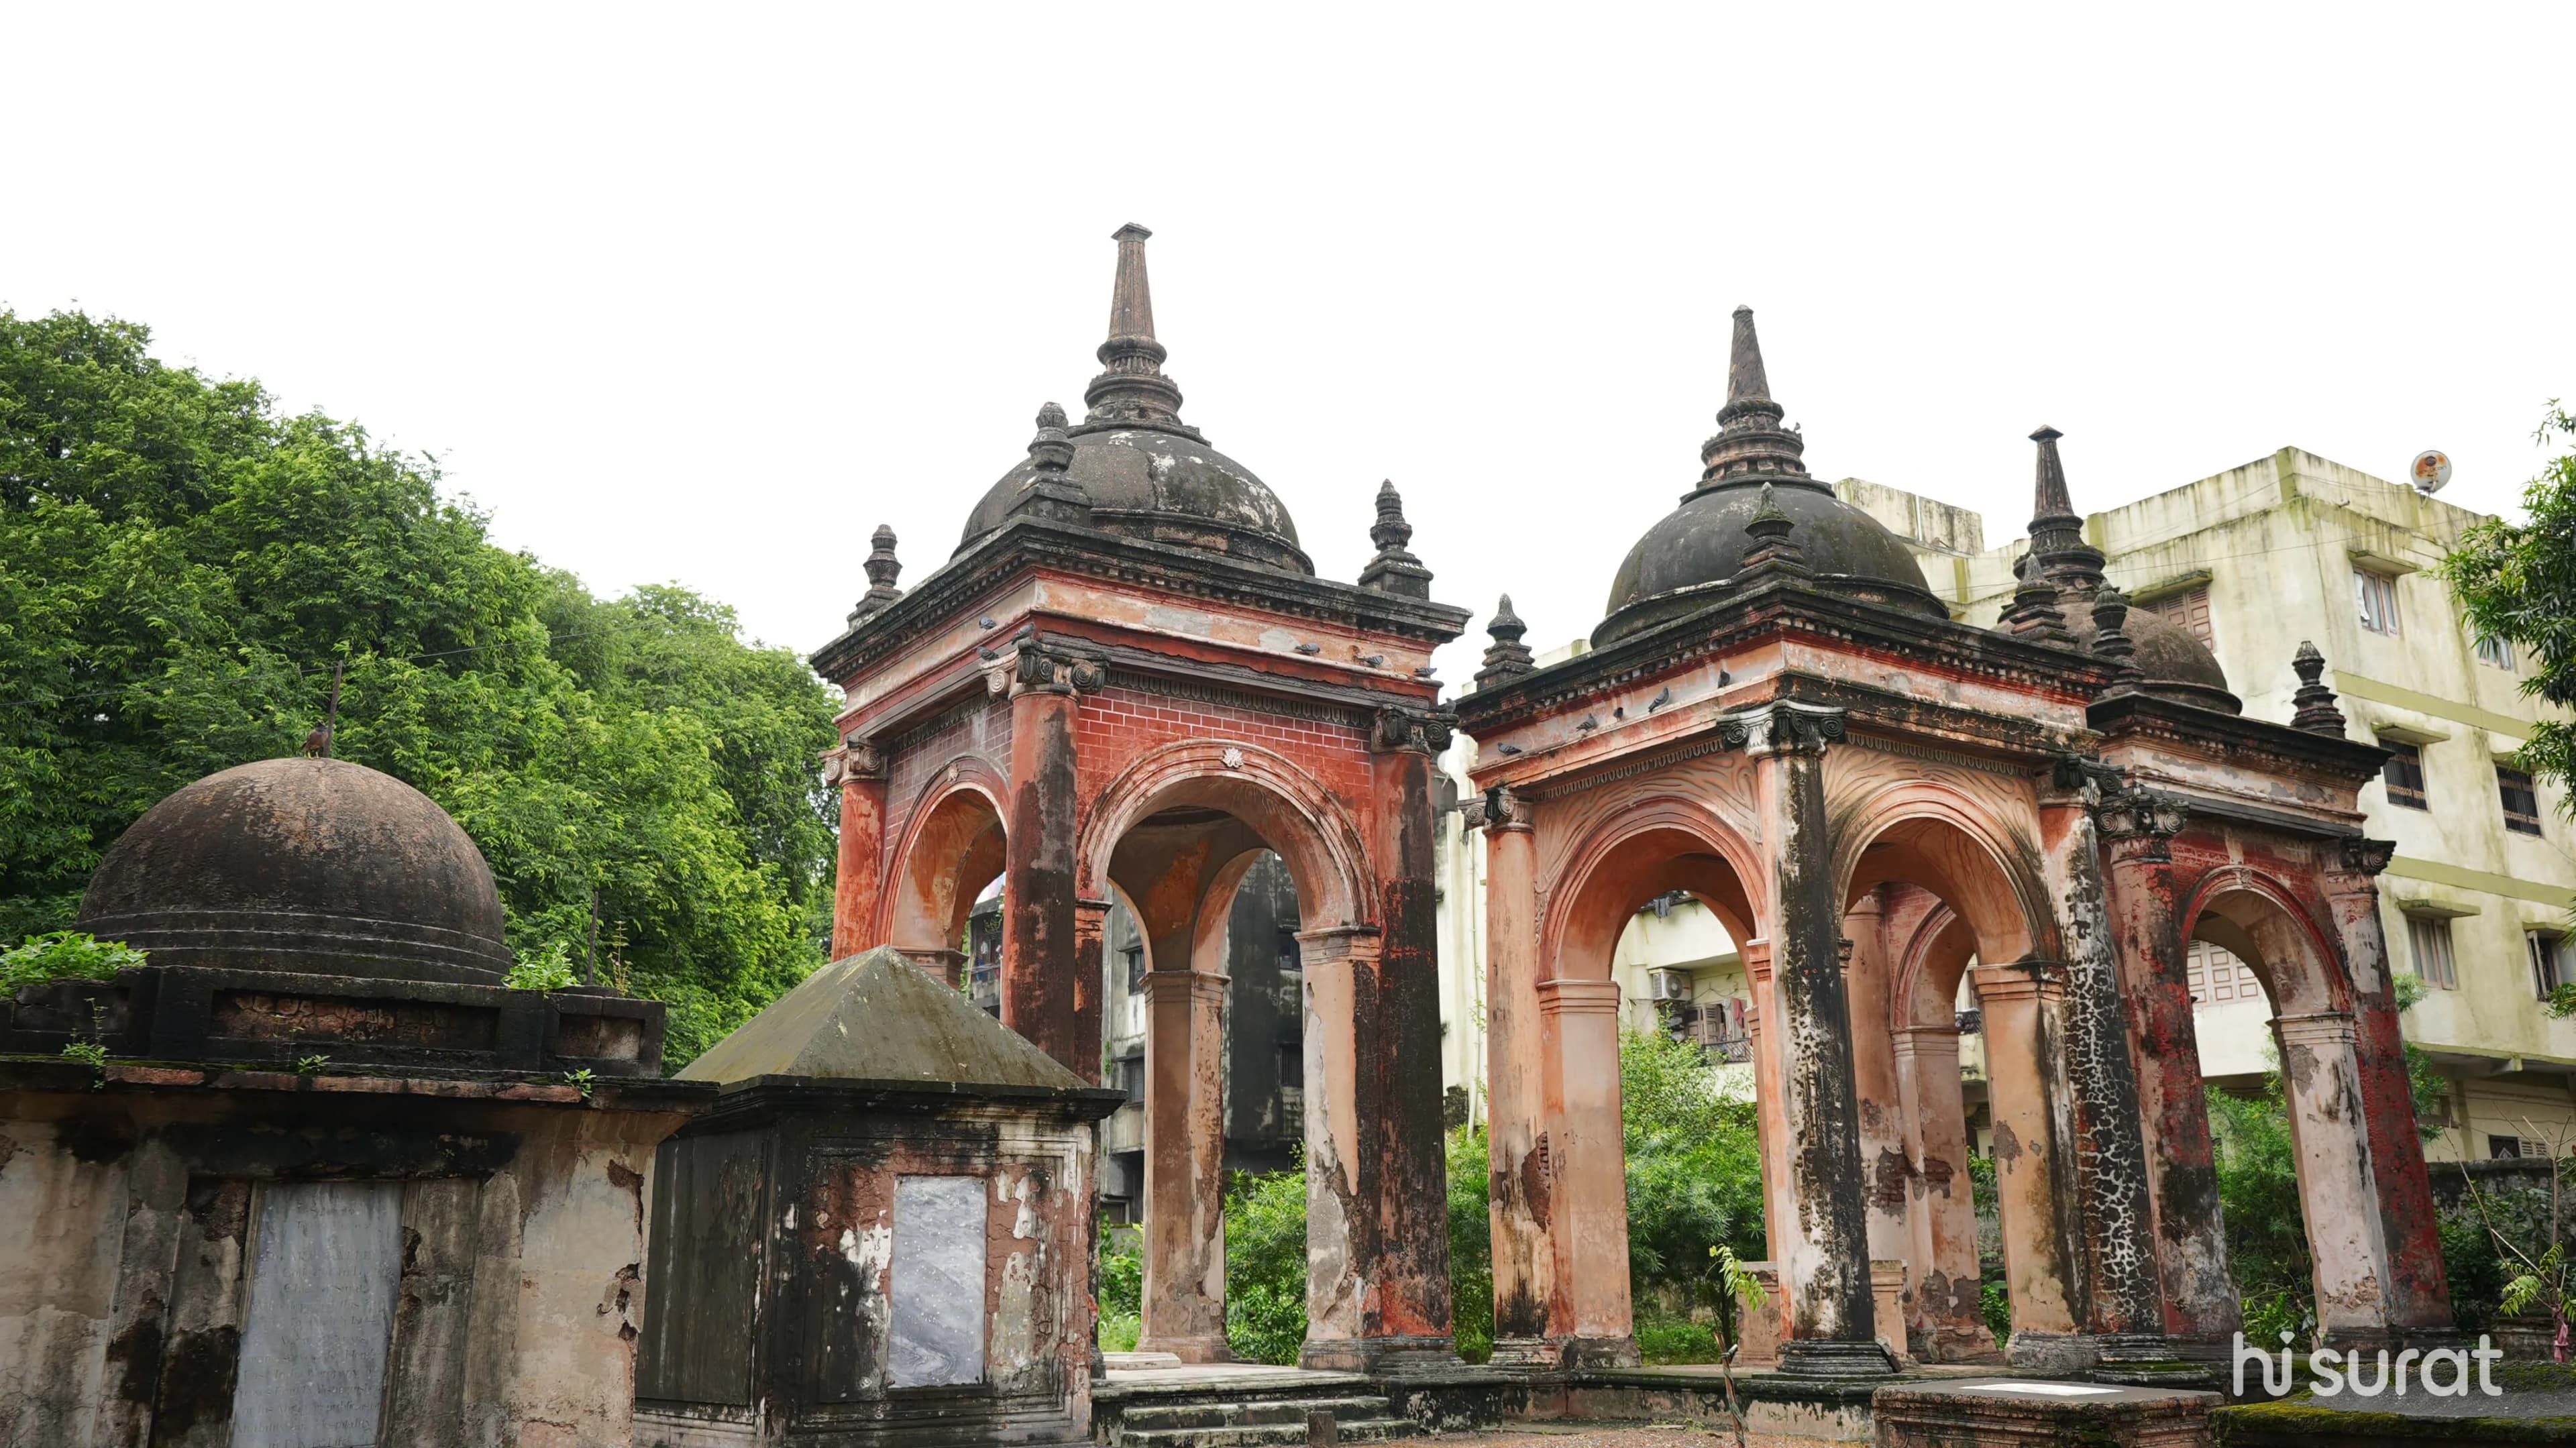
xmin=1446 ymin=1125 xmax=1495 ymax=1363
xmin=1620 ymin=1029 xmax=1766 ymax=1311
xmin=506 ymin=941 xmax=579 ymax=991
xmin=1635 ymin=1317 xmax=1722 ymax=1365
xmin=1 ymin=932 xmax=146 ymax=991
xmin=1224 ymin=1156 xmax=1309 ymax=1364
xmin=1981 ymin=1277 xmax=2011 ymax=1349
xmin=2210 ymin=1083 xmax=2317 ymax=1344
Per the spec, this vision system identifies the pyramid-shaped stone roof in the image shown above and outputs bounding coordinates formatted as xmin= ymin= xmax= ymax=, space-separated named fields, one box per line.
xmin=677 ymin=946 xmax=1089 ymax=1091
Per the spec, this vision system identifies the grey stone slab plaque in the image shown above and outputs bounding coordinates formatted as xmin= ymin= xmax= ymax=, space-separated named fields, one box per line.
xmin=888 ymin=1174 xmax=987 ymax=1388
xmin=230 ymin=1179 xmax=405 ymax=1447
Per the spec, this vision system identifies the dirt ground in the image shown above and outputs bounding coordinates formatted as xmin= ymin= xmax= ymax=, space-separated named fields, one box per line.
xmin=1430 ymin=1426 xmax=1821 ymax=1448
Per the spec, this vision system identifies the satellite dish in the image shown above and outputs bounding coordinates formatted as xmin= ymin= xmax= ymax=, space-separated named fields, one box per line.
xmin=2410 ymin=450 xmax=2453 ymax=494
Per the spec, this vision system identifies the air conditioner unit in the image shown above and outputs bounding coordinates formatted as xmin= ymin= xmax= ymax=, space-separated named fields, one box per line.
xmin=1649 ymin=968 xmax=1693 ymax=1001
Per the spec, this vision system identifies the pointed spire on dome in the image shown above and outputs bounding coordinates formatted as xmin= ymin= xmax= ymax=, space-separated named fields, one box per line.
xmin=2090 ymin=583 xmax=2145 ymax=690
xmin=1358 ymin=479 xmax=1432 ymax=598
xmin=2026 ymin=426 xmax=2106 ymax=592
xmin=849 ymin=524 xmax=903 ymax=626
xmin=1697 ymin=307 xmax=1813 ymax=490
xmin=1475 ymin=594 xmax=1536 ymax=689
xmin=1081 ymin=223 xmax=1197 ymax=436
xmin=2000 ymin=551 xmax=2074 ymax=644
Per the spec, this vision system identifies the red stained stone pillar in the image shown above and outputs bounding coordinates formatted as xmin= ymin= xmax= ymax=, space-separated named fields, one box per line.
xmin=1737 ymin=700 xmax=1891 ymax=1378
xmin=1302 ymin=710 xmax=1455 ymax=1369
xmin=828 ymin=739 xmax=887 ymax=959
xmin=1298 ymin=923 xmax=1378 ymax=1363
xmin=1892 ymin=1025 xmax=1995 ymax=1361
xmin=2097 ymin=793 xmax=2239 ymax=1345
xmin=1843 ymin=895 xmax=1915 ymax=1272
xmin=1477 ymin=789 xmax=1558 ymax=1366
xmin=1140 ymin=968 xmax=1230 ymax=1361
xmin=1741 ymin=937 xmax=1791 ymax=1270
xmin=1971 ymin=961 xmax=2084 ymax=1357
xmin=1536 ymin=976 xmax=1640 ymax=1366
xmin=1004 ymin=645 xmax=1097 ymax=1082
xmin=2324 ymin=838 xmax=2453 ymax=1338
xmin=2273 ymin=1010 xmax=2399 ymax=1345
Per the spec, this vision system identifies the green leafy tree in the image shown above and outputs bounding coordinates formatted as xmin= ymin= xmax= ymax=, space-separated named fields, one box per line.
xmin=2444 ymin=402 xmax=2576 ymax=820
xmin=0 ymin=310 xmax=839 ymax=1067
xmin=1621 ymin=1027 xmax=1768 ymax=1296
xmin=1446 ymin=1125 xmax=1495 ymax=1363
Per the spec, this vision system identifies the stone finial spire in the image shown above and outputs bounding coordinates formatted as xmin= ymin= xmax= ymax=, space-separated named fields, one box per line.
xmin=1081 ymin=223 xmax=1193 ymax=433
xmin=1474 ymin=594 xmax=1536 ymax=689
xmin=1735 ymin=482 xmax=1811 ymax=579
xmin=849 ymin=524 xmax=903 ymax=625
xmin=1698 ymin=307 xmax=1813 ymax=489
xmin=2026 ymin=426 xmax=2106 ymax=592
xmin=1009 ymin=402 xmax=1091 ymax=525
xmin=2091 ymin=583 xmax=2145 ymax=689
xmin=1357 ymin=479 xmax=1432 ymax=598
xmin=1999 ymin=551 xmax=2074 ymax=644
xmin=2290 ymin=641 xmax=2349 ymax=734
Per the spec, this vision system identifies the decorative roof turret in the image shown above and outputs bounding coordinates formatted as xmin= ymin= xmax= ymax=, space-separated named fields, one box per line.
xmin=1999 ymin=552 xmax=2074 ymax=644
xmin=2026 ymin=426 xmax=2106 ymax=591
xmin=849 ymin=524 xmax=903 ymax=626
xmin=2090 ymin=584 xmax=2145 ymax=689
xmin=1008 ymin=402 xmax=1091 ymax=526
xmin=1358 ymin=480 xmax=1432 ymax=599
xmin=1698 ymin=307 xmax=1814 ymax=488
xmin=2289 ymin=641 xmax=2349 ymax=734
xmin=1475 ymin=594 xmax=1536 ymax=689
xmin=1733 ymin=483 xmax=1811 ymax=580
xmin=1081 ymin=223 xmax=1199 ymax=438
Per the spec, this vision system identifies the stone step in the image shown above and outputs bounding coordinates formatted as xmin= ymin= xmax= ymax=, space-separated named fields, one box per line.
xmin=1120 ymin=1395 xmax=1394 ymax=1430
xmin=1116 ymin=1416 xmax=1414 ymax=1448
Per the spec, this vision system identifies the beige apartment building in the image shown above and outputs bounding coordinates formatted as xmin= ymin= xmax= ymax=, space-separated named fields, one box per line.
xmin=1434 ymin=448 xmax=2576 ymax=1164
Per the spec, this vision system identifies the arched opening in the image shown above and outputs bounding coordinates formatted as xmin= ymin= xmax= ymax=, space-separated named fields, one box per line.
xmin=885 ymin=783 xmax=1007 ymax=988
xmin=2184 ymin=882 xmax=2394 ymax=1343
xmin=1513 ymin=810 xmax=1764 ymax=1366
xmin=1842 ymin=808 xmax=2045 ymax=1365
xmin=1078 ymin=748 xmax=1376 ymax=1366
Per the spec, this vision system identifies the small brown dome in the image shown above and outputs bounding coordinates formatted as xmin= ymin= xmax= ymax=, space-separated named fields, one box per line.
xmin=76 ymin=757 xmax=512 ymax=985
xmin=2065 ymin=591 xmax=2241 ymax=714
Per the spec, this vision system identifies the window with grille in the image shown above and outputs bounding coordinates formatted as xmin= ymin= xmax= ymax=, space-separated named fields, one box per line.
xmin=2408 ymin=915 xmax=2458 ymax=989
xmin=2500 ymin=767 xmax=2544 ymax=835
xmin=2184 ymin=940 xmax=2263 ymax=1005
xmin=2147 ymin=583 xmax=2216 ymax=647
xmin=2490 ymin=1135 xmax=2526 ymax=1160
xmin=2379 ymin=738 xmax=2428 ymax=809
xmin=2355 ymin=568 xmax=2403 ymax=636
xmin=2476 ymin=634 xmax=2515 ymax=670
xmin=1122 ymin=942 xmax=1146 ymax=993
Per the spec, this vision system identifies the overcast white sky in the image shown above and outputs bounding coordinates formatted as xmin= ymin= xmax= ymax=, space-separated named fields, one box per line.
xmin=7 ymin=5 xmax=2570 ymax=687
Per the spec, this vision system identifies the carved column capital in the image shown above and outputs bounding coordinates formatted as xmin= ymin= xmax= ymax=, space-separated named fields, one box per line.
xmin=2334 ymin=836 xmax=2396 ymax=879
xmin=1371 ymin=704 xmax=1456 ymax=755
xmin=2096 ymin=788 xmax=2188 ymax=865
xmin=1011 ymin=636 xmax=1106 ymax=695
xmin=1717 ymin=700 xmax=1844 ymax=758
xmin=1467 ymin=783 xmax=1531 ymax=834
xmin=820 ymin=736 xmax=885 ymax=784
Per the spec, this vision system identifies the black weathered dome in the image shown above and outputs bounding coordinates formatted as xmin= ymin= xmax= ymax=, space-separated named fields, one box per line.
xmin=2063 ymin=592 xmax=2241 ymax=714
xmin=1595 ymin=307 xmax=1946 ymax=645
xmin=1599 ymin=479 xmax=1947 ymax=643
xmin=76 ymin=757 xmax=513 ymax=985
xmin=958 ymin=425 xmax=1309 ymax=573
xmin=951 ymin=224 xmax=1312 ymax=576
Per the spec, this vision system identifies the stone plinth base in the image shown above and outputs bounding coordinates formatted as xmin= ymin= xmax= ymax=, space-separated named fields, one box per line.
xmin=1776 ymin=1338 xmax=1900 ymax=1380
xmin=1486 ymin=1335 xmax=1641 ymax=1371
xmin=1872 ymin=1378 xmax=2218 ymax=1447
xmin=1298 ymin=1333 xmax=1457 ymax=1372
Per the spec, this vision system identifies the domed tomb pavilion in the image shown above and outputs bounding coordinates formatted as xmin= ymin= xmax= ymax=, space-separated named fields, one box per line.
xmin=1450 ymin=306 xmax=2449 ymax=1375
